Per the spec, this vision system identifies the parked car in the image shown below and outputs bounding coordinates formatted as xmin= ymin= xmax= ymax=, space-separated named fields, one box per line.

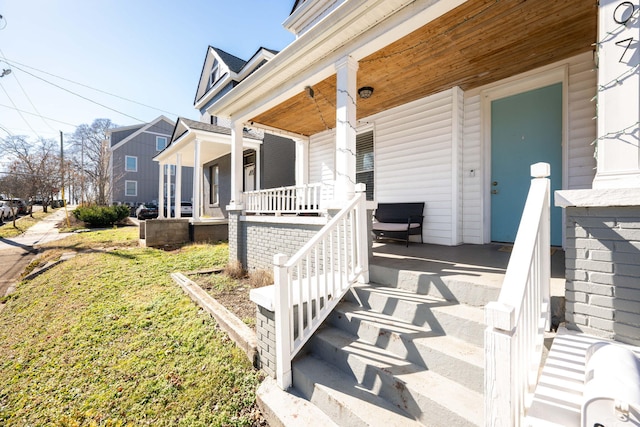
xmin=0 ymin=201 xmax=13 ymax=220
xmin=6 ymin=199 xmax=26 ymax=215
xmin=177 ymin=201 xmax=193 ymax=217
xmin=136 ymin=203 xmax=159 ymax=220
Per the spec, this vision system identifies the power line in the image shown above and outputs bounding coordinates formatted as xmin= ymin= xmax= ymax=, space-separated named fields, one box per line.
xmin=0 ymin=80 xmax=42 ymax=138
xmin=5 ymin=62 xmax=147 ymax=123
xmin=0 ymin=49 xmax=57 ymax=132
xmin=3 ymin=57 xmax=183 ymax=117
xmin=0 ymin=103 xmax=77 ymax=127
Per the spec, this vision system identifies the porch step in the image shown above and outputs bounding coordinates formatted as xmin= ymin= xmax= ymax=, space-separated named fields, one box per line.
xmin=370 ymin=263 xmax=501 ymax=307
xmin=292 ymin=355 xmax=422 ymax=427
xmin=329 ymin=301 xmax=484 ymax=393
xmin=347 ymin=283 xmax=486 ymax=347
xmin=305 ymin=326 xmax=483 ymax=426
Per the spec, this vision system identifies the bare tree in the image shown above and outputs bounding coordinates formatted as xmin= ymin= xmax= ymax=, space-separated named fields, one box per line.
xmin=0 ymin=135 xmax=60 ymax=217
xmin=71 ymin=119 xmax=116 ymax=205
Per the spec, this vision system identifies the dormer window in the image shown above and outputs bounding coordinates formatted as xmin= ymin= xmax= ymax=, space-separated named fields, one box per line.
xmin=209 ymin=59 xmax=219 ymax=87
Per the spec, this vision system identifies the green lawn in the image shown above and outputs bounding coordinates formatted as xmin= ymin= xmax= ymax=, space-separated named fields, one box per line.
xmin=0 ymin=228 xmax=263 ymax=426
xmin=0 ymin=208 xmax=60 ymax=239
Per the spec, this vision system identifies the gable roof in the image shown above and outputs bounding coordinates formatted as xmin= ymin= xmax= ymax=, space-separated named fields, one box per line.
xmin=108 ymin=116 xmax=175 ymax=152
xmin=193 ymin=46 xmax=279 ymax=111
xmin=210 ymin=47 xmax=247 ymax=73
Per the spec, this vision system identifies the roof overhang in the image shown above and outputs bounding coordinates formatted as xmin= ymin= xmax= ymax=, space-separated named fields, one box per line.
xmin=154 ymin=121 xmax=261 ymax=168
xmin=206 ymin=0 xmax=597 ymax=137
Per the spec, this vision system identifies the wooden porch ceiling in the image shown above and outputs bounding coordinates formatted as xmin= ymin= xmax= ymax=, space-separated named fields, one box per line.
xmin=251 ymin=0 xmax=597 ymax=137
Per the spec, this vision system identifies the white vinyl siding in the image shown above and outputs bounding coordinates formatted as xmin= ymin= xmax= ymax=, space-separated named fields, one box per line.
xmin=373 ymin=89 xmax=457 ymax=246
xmin=566 ymin=53 xmax=597 ymax=190
xmin=462 ymin=94 xmax=483 ymax=244
xmin=309 ymin=129 xmax=335 ymax=185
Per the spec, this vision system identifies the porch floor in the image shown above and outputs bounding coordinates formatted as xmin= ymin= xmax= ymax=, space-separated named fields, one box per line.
xmin=371 ymin=241 xmax=567 ymax=299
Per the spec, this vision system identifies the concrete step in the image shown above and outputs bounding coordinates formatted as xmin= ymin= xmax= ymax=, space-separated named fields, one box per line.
xmin=330 ymin=301 xmax=484 ymax=393
xmin=347 ymin=283 xmax=486 ymax=347
xmin=256 ymin=377 xmax=339 ymax=427
xmin=370 ymin=263 xmax=500 ymax=307
xmin=309 ymin=326 xmax=483 ymax=426
xmin=292 ymin=354 xmax=422 ymax=427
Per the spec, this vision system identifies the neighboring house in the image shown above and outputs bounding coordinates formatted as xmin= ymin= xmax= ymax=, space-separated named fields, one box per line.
xmin=191 ymin=0 xmax=638 ymax=425
xmin=150 ymin=47 xmax=295 ymax=228
xmin=109 ymin=116 xmax=193 ymax=208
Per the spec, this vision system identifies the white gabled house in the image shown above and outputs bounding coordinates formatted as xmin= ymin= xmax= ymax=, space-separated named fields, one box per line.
xmin=186 ymin=1 xmax=640 ymax=425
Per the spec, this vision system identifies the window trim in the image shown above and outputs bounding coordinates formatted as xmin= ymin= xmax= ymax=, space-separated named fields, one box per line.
xmin=125 ymin=180 xmax=138 ymax=197
xmin=209 ymin=59 xmax=219 ymax=87
xmin=156 ymin=136 xmax=168 ymax=151
xmin=209 ymin=164 xmax=219 ymax=206
xmin=356 ymin=129 xmax=375 ymax=201
xmin=125 ymin=155 xmax=138 ymax=172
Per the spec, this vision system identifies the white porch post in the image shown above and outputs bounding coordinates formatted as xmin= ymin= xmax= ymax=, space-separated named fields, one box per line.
xmin=255 ymin=146 xmax=261 ymax=191
xmin=193 ymin=138 xmax=201 ymax=221
xmin=229 ymin=121 xmax=244 ymax=209
xmin=592 ymin=0 xmax=640 ymax=188
xmin=335 ymin=55 xmax=358 ymax=202
xmin=295 ymin=138 xmax=309 ymax=187
xmin=175 ymin=153 xmax=182 ymax=218
xmin=157 ymin=162 xmax=165 ymax=219
xmin=167 ymin=164 xmax=173 ymax=218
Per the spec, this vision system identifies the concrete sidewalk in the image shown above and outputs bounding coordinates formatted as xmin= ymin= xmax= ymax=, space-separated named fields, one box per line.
xmin=0 ymin=207 xmax=74 ymax=297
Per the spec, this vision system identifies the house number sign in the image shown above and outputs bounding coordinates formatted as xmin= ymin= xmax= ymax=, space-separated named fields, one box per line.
xmin=611 ymin=1 xmax=637 ymax=63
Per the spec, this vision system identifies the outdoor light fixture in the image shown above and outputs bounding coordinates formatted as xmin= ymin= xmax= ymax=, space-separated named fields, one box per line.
xmin=358 ymin=86 xmax=374 ymax=99
xmin=0 ymin=68 xmax=11 ymax=78
xmin=305 ymin=85 xmax=314 ymax=99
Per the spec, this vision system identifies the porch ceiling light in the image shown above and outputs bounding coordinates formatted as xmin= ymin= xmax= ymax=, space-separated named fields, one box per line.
xmin=358 ymin=86 xmax=374 ymax=99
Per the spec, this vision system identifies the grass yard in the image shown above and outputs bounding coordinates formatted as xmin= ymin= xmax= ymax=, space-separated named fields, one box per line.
xmin=0 ymin=227 xmax=265 ymax=426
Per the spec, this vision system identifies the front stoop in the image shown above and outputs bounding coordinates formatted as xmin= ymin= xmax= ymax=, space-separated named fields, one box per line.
xmin=259 ymin=268 xmax=490 ymax=427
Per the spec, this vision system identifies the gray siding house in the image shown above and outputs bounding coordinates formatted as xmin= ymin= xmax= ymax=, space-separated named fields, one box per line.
xmin=109 ymin=116 xmax=193 ymax=207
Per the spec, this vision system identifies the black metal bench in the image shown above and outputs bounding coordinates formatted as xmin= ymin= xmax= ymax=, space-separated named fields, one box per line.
xmin=372 ymin=202 xmax=424 ymax=247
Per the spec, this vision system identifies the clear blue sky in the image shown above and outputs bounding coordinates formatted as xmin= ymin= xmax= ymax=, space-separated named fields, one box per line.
xmin=0 ymin=1 xmax=295 ymax=141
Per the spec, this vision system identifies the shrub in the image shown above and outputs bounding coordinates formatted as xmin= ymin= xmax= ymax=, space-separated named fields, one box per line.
xmin=73 ymin=205 xmax=130 ymax=227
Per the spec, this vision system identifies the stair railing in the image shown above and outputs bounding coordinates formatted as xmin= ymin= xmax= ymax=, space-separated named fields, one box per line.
xmin=274 ymin=183 xmax=369 ymax=389
xmin=484 ymin=163 xmax=552 ymax=427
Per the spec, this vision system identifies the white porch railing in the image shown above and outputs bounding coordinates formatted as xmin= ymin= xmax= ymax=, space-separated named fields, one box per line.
xmin=243 ymin=182 xmax=334 ymax=215
xmin=274 ymin=183 xmax=369 ymax=389
xmin=484 ymin=162 xmax=552 ymax=427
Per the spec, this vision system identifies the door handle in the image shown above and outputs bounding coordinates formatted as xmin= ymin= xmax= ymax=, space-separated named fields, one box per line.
xmin=492 ymin=189 xmax=498 ymax=194
xmin=492 ymin=181 xmax=498 ymax=186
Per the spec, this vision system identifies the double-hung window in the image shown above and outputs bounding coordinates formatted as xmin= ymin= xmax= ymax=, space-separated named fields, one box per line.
xmin=209 ymin=59 xmax=219 ymax=87
xmin=125 ymin=180 xmax=137 ymax=197
xmin=125 ymin=156 xmax=137 ymax=172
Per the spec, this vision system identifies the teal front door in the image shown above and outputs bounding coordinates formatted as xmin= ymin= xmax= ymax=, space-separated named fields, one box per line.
xmin=491 ymin=83 xmax=563 ymax=246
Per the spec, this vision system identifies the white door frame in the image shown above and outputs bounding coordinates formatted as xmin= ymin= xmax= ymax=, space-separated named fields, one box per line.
xmin=480 ymin=65 xmax=569 ymax=245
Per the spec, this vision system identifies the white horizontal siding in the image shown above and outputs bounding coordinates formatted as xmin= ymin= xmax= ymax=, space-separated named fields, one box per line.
xmin=462 ymin=94 xmax=483 ymax=243
xmin=372 ymin=89 xmax=455 ymax=245
xmin=308 ymin=129 xmax=335 ymax=185
xmin=567 ymin=53 xmax=597 ymax=190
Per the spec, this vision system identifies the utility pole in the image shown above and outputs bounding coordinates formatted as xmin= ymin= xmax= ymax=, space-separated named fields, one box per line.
xmin=60 ymin=131 xmax=70 ymax=226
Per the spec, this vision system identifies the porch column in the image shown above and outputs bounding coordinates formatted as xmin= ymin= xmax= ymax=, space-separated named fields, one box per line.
xmin=229 ymin=121 xmax=244 ymax=209
xmin=335 ymin=55 xmax=358 ymax=202
xmin=193 ymin=138 xmax=201 ymax=221
xmin=175 ymin=153 xmax=182 ymax=218
xmin=295 ymin=138 xmax=309 ymax=186
xmin=167 ymin=164 xmax=173 ymax=218
xmin=157 ymin=162 xmax=165 ymax=219
xmin=592 ymin=0 xmax=640 ymax=189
